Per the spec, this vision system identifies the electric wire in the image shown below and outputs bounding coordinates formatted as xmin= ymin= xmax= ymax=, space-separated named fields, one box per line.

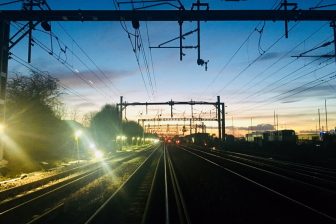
xmin=229 ymin=60 xmax=335 ymax=115
xmin=230 ymin=56 xmax=333 ymax=113
xmin=0 ymin=0 xmax=22 ymax=7
xmin=215 ymin=22 xmax=299 ymax=96
xmin=32 ymin=26 xmax=117 ymax=99
xmin=11 ymin=22 xmax=112 ymax=100
xmin=200 ymin=0 xmax=281 ymax=97
xmin=56 ymin=23 xmax=122 ymax=97
xmin=229 ymin=23 xmax=330 ymax=102
xmin=113 ymin=0 xmax=155 ymax=99
xmin=10 ymin=53 xmax=92 ymax=103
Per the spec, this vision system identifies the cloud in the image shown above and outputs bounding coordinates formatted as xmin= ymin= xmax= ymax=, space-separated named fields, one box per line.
xmin=53 ymin=69 xmax=137 ymax=88
xmin=229 ymin=123 xmax=275 ymax=131
xmin=279 ymin=83 xmax=336 ymax=103
xmin=259 ymin=52 xmax=283 ymax=61
xmin=75 ymin=102 xmax=97 ymax=108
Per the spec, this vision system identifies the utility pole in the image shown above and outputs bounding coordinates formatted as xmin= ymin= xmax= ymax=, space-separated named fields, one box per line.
xmin=189 ymin=118 xmax=192 ymax=135
xmin=325 ymin=99 xmax=328 ymax=132
xmin=0 ymin=20 xmax=10 ymax=164
xmin=318 ymin=108 xmax=321 ymax=132
xmin=217 ymin=96 xmax=221 ymax=141
xmin=221 ymin=103 xmax=225 ymax=141
xmin=276 ymin=113 xmax=279 ymax=141
xmin=119 ymin=96 xmax=123 ymax=150
xmin=232 ymin=116 xmax=234 ymax=137
xmin=251 ymin=117 xmax=253 ymax=134
xmin=273 ymin=110 xmax=276 ymax=130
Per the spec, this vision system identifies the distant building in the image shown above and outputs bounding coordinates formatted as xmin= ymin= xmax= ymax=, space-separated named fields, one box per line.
xmin=245 ymin=130 xmax=296 ymax=144
xmin=297 ymin=133 xmax=320 ymax=141
xmin=246 ymin=132 xmax=263 ymax=142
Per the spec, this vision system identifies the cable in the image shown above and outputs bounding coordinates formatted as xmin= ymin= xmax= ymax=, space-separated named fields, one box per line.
xmin=229 ymin=23 xmax=330 ymax=102
xmin=200 ymin=23 xmax=259 ymax=96
xmin=11 ymin=22 xmax=112 ymax=100
xmin=0 ymin=0 xmax=22 ymax=6
xmin=56 ymin=23 xmax=122 ymax=96
xmin=229 ymin=60 xmax=334 ymax=114
xmin=144 ymin=20 xmax=157 ymax=91
xmin=10 ymin=53 xmax=92 ymax=103
xmin=230 ymin=56 xmax=333 ymax=113
xmin=33 ymin=38 xmax=111 ymax=100
xmin=113 ymin=0 xmax=155 ymax=99
xmin=200 ymin=1 xmax=281 ymax=98
xmin=32 ymin=26 xmax=117 ymax=99
xmin=216 ymin=22 xmax=299 ymax=96
xmin=138 ymin=29 xmax=155 ymax=96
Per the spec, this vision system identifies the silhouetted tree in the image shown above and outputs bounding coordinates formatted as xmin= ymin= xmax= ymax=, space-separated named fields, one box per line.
xmin=122 ymin=120 xmax=144 ymax=138
xmin=5 ymin=72 xmax=69 ymax=173
xmin=90 ymin=104 xmax=120 ymax=151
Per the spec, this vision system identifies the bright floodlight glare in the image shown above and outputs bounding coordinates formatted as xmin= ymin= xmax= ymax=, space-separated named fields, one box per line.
xmin=0 ymin=124 xmax=5 ymax=134
xmin=94 ymin=150 xmax=103 ymax=159
xmin=89 ymin=143 xmax=96 ymax=149
xmin=75 ymin=130 xmax=82 ymax=138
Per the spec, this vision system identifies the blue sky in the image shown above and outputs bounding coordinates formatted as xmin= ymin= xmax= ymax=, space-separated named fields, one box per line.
xmin=3 ymin=0 xmax=336 ymax=136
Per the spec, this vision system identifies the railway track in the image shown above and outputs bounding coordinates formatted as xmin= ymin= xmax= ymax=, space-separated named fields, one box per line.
xmin=86 ymin=143 xmax=190 ymax=224
xmin=0 ymin=145 xmax=157 ymax=224
xmin=193 ymin=146 xmax=336 ymax=192
xmin=178 ymin=144 xmax=336 ymax=223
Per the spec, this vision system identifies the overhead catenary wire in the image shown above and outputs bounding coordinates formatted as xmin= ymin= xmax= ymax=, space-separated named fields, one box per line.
xmin=32 ymin=37 xmax=111 ymax=100
xmin=229 ymin=23 xmax=330 ymax=102
xmin=11 ymin=22 xmax=112 ymax=100
xmin=9 ymin=53 xmax=92 ymax=103
xmin=229 ymin=60 xmax=335 ymax=115
xmin=144 ymin=20 xmax=157 ymax=92
xmin=234 ymin=55 xmax=332 ymax=106
xmin=0 ymin=0 xmax=22 ymax=7
xmin=32 ymin=25 xmax=118 ymax=99
xmin=215 ymin=22 xmax=299 ymax=96
xmin=113 ymin=0 xmax=156 ymax=99
xmin=230 ymin=55 xmax=334 ymax=112
xmin=138 ymin=29 xmax=155 ymax=96
xmin=200 ymin=0 xmax=282 ymax=98
xmin=56 ymin=23 xmax=122 ymax=97
xmin=215 ymin=0 xmax=327 ymax=99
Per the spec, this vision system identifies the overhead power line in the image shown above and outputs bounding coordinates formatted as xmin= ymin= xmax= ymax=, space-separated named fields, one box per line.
xmin=10 ymin=53 xmax=92 ymax=103
xmin=229 ymin=59 xmax=334 ymax=114
xmin=56 ymin=23 xmax=122 ymax=97
xmin=215 ymin=22 xmax=299 ymax=96
xmin=0 ymin=0 xmax=22 ymax=7
xmin=229 ymin=23 xmax=330 ymax=102
xmin=11 ymin=21 xmax=112 ymax=100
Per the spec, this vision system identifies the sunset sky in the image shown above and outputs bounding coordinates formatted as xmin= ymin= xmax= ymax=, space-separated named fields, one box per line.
xmin=2 ymin=0 xmax=336 ymax=136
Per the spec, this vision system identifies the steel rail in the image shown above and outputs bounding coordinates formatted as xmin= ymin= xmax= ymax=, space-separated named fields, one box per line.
xmin=183 ymin=146 xmax=336 ymax=194
xmin=164 ymin=143 xmax=170 ymax=224
xmin=141 ymin=151 xmax=163 ymax=224
xmin=166 ymin=145 xmax=191 ymax=224
xmin=84 ymin=145 xmax=161 ymax=224
xmin=23 ymin=145 xmax=160 ymax=224
xmin=225 ymin=150 xmax=336 ymax=174
xmin=178 ymin=145 xmax=336 ymax=223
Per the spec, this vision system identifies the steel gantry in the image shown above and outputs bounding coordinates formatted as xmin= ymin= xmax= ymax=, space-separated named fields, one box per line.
xmin=1 ymin=5 xmax=336 ymax=157
xmin=118 ymin=96 xmax=226 ymax=140
xmin=1 ymin=10 xmax=336 ymax=21
xmin=138 ymin=117 xmax=218 ymax=136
